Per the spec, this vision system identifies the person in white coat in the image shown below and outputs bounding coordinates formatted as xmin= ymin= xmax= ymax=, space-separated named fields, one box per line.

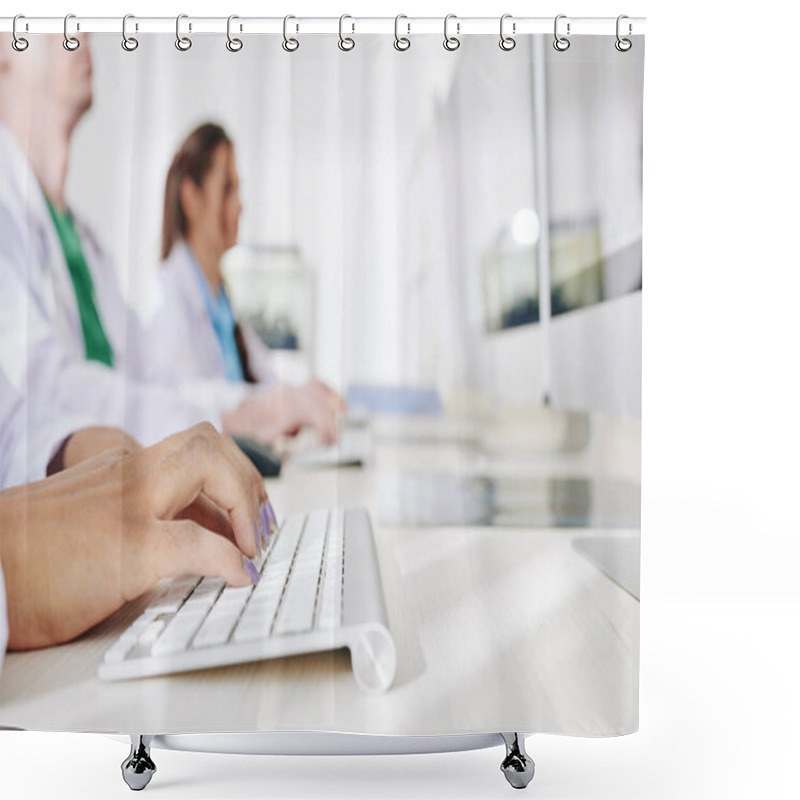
xmin=146 ymin=123 xmax=343 ymax=446
xmin=0 ymin=37 xmax=326 ymax=488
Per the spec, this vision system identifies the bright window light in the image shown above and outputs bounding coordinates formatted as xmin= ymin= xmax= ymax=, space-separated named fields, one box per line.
xmin=511 ymin=208 xmax=540 ymax=246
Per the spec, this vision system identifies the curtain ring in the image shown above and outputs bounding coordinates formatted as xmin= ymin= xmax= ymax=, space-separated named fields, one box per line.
xmin=227 ymin=15 xmax=243 ymax=52
xmin=499 ymin=14 xmax=516 ymax=51
xmin=338 ymin=14 xmax=355 ymax=51
xmin=553 ymin=14 xmax=570 ymax=51
xmin=283 ymin=15 xmax=299 ymax=52
xmin=394 ymin=15 xmax=410 ymax=51
xmin=615 ymin=15 xmax=632 ymax=52
xmin=122 ymin=14 xmax=139 ymax=52
xmin=443 ymin=14 xmax=460 ymax=51
xmin=175 ymin=14 xmax=192 ymax=51
xmin=12 ymin=15 xmax=29 ymax=52
xmin=63 ymin=13 xmax=80 ymax=51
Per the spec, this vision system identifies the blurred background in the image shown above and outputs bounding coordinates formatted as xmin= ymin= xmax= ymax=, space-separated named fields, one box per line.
xmin=70 ymin=33 xmax=643 ymax=421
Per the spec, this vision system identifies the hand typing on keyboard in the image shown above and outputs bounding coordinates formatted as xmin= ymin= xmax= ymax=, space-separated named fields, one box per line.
xmin=99 ymin=507 xmax=397 ymax=693
xmin=222 ymin=379 xmax=346 ymax=447
xmin=0 ymin=423 xmax=276 ymax=651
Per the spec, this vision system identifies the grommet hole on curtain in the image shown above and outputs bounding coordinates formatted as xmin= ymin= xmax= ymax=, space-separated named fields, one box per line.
xmin=12 ymin=14 xmax=29 ymax=51
xmin=226 ymin=15 xmax=243 ymax=52
xmin=121 ymin=14 xmax=138 ymax=52
xmin=63 ymin=13 xmax=80 ymax=51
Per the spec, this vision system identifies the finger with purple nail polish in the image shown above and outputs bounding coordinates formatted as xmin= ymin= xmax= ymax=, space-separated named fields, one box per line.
xmin=243 ymin=555 xmax=260 ymax=585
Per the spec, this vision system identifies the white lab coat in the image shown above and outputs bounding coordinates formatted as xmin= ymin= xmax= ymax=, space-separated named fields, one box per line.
xmin=142 ymin=240 xmax=278 ymax=389
xmin=0 ymin=124 xmax=245 ymax=487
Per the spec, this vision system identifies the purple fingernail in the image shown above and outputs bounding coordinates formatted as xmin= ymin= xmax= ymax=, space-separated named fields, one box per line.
xmin=265 ymin=501 xmax=278 ymax=534
xmin=259 ymin=504 xmax=270 ymax=544
xmin=243 ymin=556 xmax=260 ymax=585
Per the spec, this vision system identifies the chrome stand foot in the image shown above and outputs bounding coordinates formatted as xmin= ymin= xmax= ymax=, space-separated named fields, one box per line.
xmin=500 ymin=732 xmax=535 ymax=789
xmin=121 ymin=735 xmax=156 ymax=791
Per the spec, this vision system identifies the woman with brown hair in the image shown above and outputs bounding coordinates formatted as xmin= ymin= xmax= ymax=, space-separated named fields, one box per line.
xmin=145 ymin=123 xmax=343 ymax=447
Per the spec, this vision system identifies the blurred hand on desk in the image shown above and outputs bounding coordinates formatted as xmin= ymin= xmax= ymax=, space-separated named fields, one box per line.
xmin=0 ymin=423 xmax=270 ymax=651
xmin=222 ymin=379 xmax=345 ymax=446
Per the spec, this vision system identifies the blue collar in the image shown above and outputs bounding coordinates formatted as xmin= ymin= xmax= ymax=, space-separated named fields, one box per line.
xmin=186 ymin=245 xmax=245 ymax=382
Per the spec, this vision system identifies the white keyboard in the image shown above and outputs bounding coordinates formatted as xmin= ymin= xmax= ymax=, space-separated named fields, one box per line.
xmin=98 ymin=508 xmax=396 ymax=693
xmin=290 ymin=428 xmax=373 ymax=469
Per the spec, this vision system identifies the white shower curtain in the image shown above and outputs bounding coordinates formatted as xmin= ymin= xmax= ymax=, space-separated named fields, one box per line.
xmin=0 ymin=26 xmax=643 ymax=741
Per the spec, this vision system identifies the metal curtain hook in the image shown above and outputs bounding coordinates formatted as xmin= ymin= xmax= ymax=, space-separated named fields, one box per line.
xmin=499 ymin=14 xmax=516 ymax=51
xmin=283 ymin=15 xmax=299 ymax=52
xmin=553 ymin=14 xmax=570 ymax=51
xmin=615 ymin=14 xmax=632 ymax=52
xmin=227 ymin=15 xmax=243 ymax=52
xmin=63 ymin=13 xmax=80 ymax=51
xmin=122 ymin=14 xmax=139 ymax=52
xmin=12 ymin=15 xmax=29 ymax=52
xmin=443 ymin=14 xmax=460 ymax=51
xmin=394 ymin=14 xmax=410 ymax=51
xmin=338 ymin=14 xmax=355 ymax=51
xmin=176 ymin=14 xmax=192 ymax=51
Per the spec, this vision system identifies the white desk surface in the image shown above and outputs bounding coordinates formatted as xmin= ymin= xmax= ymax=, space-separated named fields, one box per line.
xmin=0 ymin=418 xmax=639 ymax=737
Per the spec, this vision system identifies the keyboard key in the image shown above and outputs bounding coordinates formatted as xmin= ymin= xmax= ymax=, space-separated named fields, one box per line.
xmin=317 ymin=588 xmax=341 ymax=626
xmin=137 ymin=619 xmax=166 ymax=647
xmin=150 ymin=614 xmax=205 ymax=656
xmin=316 ymin=614 xmax=339 ymax=630
xmin=147 ymin=596 xmax=186 ymax=615
xmin=316 ymin=543 xmax=343 ymax=628
xmin=120 ymin=614 xmax=156 ymax=643
xmin=214 ymin=585 xmax=253 ymax=613
xmin=238 ymin=592 xmax=281 ymax=633
xmin=249 ymin=583 xmax=282 ymax=603
xmin=181 ymin=593 xmax=218 ymax=615
xmin=192 ymin=577 xmax=226 ymax=596
xmin=146 ymin=578 xmax=200 ymax=614
xmin=274 ymin=510 xmax=328 ymax=635
xmin=252 ymin=573 xmax=285 ymax=594
xmin=232 ymin=615 xmax=272 ymax=643
xmin=193 ymin=613 xmax=238 ymax=649
xmin=271 ymin=515 xmax=304 ymax=558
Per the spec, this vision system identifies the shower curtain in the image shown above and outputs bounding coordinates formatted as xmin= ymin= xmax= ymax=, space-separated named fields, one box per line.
xmin=0 ymin=21 xmax=643 ymax=744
